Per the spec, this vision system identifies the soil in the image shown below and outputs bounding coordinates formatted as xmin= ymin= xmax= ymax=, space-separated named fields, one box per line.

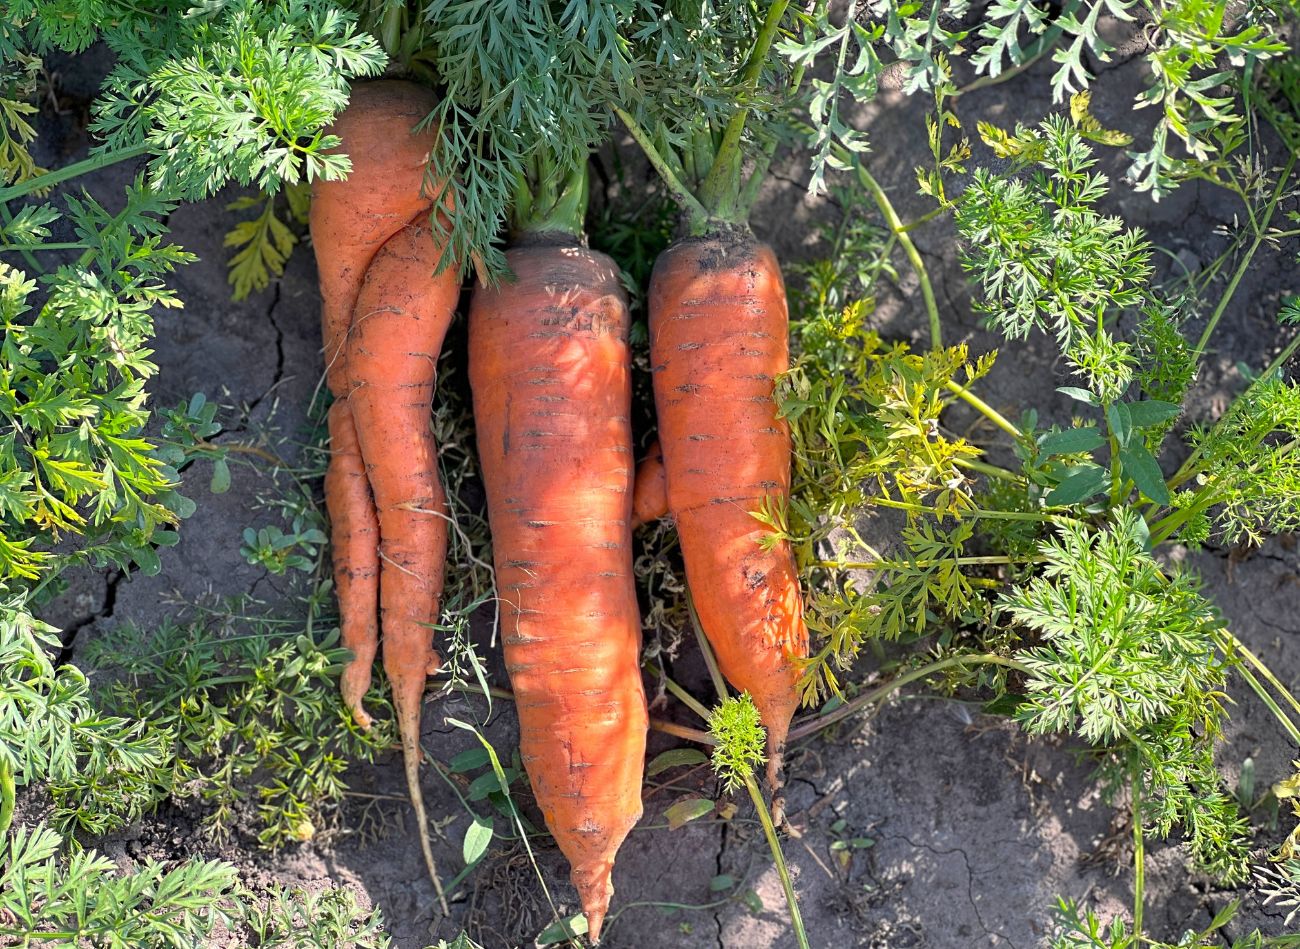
xmin=20 ymin=26 xmax=1300 ymax=949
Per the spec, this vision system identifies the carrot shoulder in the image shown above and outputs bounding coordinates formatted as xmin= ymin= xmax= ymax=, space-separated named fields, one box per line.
xmin=469 ymin=237 xmax=648 ymax=942
xmin=647 ymin=233 xmax=809 ymax=790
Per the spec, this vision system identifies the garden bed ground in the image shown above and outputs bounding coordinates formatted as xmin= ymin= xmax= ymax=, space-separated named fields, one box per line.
xmin=28 ymin=39 xmax=1300 ymax=949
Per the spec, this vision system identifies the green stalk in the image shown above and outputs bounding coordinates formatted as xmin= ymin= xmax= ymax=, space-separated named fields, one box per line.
xmin=786 ymin=653 xmax=1029 ymax=742
xmin=0 ymin=242 xmax=92 ymax=252
xmin=1131 ymin=760 xmax=1145 ymax=939
xmin=513 ymin=158 xmax=588 ymax=238
xmin=1166 ymin=331 xmax=1300 ymax=493
xmin=1233 ymin=661 xmax=1300 ymax=747
xmin=0 ymin=143 xmax=152 ymax=203
xmin=0 ymin=757 xmax=13 ymax=841
xmin=688 ymin=590 xmax=729 ymax=701
xmin=1216 ymin=630 xmax=1300 ymax=738
xmin=661 ymin=673 xmax=716 ymax=723
xmin=813 ymin=554 xmax=1034 ymax=570
xmin=870 ymin=495 xmax=1065 ymax=522
xmin=1192 ymin=153 xmax=1296 ymax=361
xmin=744 ymin=771 xmax=810 ymax=949
xmin=613 ymin=106 xmax=708 ymax=225
xmin=697 ymin=0 xmax=792 ymax=217
xmin=944 ymin=380 xmax=1024 ymax=439
xmin=954 ymin=457 xmax=1020 ymax=482
xmin=856 ymin=162 xmax=942 ymax=350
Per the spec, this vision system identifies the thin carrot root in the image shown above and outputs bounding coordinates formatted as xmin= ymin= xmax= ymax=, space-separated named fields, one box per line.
xmin=469 ymin=237 xmax=648 ymax=943
xmin=405 ymin=729 xmax=451 ymax=916
xmin=325 ymin=398 xmax=379 ymax=728
xmin=647 ymin=233 xmax=810 ymax=792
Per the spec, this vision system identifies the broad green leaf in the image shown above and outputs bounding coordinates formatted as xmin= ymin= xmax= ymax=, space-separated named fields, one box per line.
xmin=209 ymin=458 xmax=230 ymax=494
xmin=462 ymin=815 xmax=492 ymax=865
xmin=664 ymin=798 xmax=714 ymax=830
xmin=1038 ymin=427 xmax=1103 ymax=456
xmin=1045 ymin=466 xmax=1109 ymax=506
xmin=1057 ymin=387 xmax=1097 ymax=405
xmin=1125 ymin=400 xmax=1181 ymax=428
xmin=1106 ymin=402 xmax=1133 ymax=447
xmin=647 ymin=748 xmax=709 ymax=777
xmin=536 ymin=913 xmax=588 ymax=946
xmin=448 ymin=747 xmax=490 ymax=774
xmin=1119 ymin=445 xmax=1169 ymax=504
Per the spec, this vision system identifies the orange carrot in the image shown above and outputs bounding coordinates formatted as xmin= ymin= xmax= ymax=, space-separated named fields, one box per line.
xmin=631 ymin=439 xmax=667 ymax=529
xmin=310 ymin=81 xmax=457 ymax=911
xmin=647 ymin=233 xmax=809 ymax=791
xmin=468 ymin=235 xmax=648 ymax=942
xmin=323 ymin=397 xmax=379 ymax=727
xmin=347 ymin=218 xmax=459 ymax=913
xmin=310 ymin=80 xmax=442 ymax=728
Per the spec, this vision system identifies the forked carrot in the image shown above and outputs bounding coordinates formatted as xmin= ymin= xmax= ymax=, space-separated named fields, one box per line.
xmin=310 ymin=80 xmax=442 ymax=727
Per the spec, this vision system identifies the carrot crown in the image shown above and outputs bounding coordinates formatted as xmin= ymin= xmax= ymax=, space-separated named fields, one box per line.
xmin=611 ymin=2 xmax=798 ymax=235
xmin=511 ymin=157 xmax=589 ymax=240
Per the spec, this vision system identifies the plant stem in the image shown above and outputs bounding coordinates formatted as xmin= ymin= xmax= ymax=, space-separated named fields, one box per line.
xmin=436 ymin=678 xmax=716 ymax=744
xmin=0 ymin=242 xmax=92 ymax=252
xmin=613 ymin=106 xmax=708 ymax=224
xmin=698 ymin=0 xmax=791 ymax=217
xmin=745 ymin=771 xmax=810 ymax=949
xmin=1131 ymin=759 xmax=1145 ymax=939
xmin=813 ymin=554 xmax=1031 ymax=570
xmin=786 ymin=653 xmax=1028 ymax=741
xmin=1192 ymin=153 xmax=1296 ymax=361
xmin=0 ymin=143 xmax=152 ymax=203
xmin=944 ymin=380 xmax=1023 ymax=439
xmin=870 ymin=495 xmax=1062 ymax=522
xmin=660 ymin=674 xmax=716 ymax=723
xmin=954 ymin=457 xmax=1020 ymax=482
xmin=856 ymin=162 xmax=942 ymax=349
xmin=1233 ymin=660 xmax=1300 ymax=747
xmin=1165 ymin=330 xmax=1300 ymax=493
xmin=1216 ymin=630 xmax=1300 ymax=739
xmin=688 ymin=590 xmax=730 ymax=700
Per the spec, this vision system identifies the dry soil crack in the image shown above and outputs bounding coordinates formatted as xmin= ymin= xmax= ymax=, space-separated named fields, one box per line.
xmin=886 ymin=831 xmax=1026 ymax=949
xmin=57 ymin=566 xmax=124 ymax=665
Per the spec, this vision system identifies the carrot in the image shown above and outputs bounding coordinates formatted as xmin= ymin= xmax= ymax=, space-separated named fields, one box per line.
xmin=309 ymin=81 xmax=456 ymax=912
xmin=631 ymin=439 xmax=667 ymax=529
xmin=346 ymin=217 xmax=459 ymax=914
xmin=468 ymin=233 xmax=648 ymax=942
xmin=310 ymin=80 xmax=442 ymax=727
xmin=647 ymin=233 xmax=809 ymax=792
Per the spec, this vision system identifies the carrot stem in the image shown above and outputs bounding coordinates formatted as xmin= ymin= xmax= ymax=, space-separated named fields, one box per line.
xmin=698 ymin=0 xmax=792 ymax=218
xmin=786 ymin=653 xmax=1028 ymax=742
xmin=436 ymin=678 xmax=717 ymax=744
xmin=855 ymin=161 xmax=942 ymax=350
xmin=745 ymin=771 xmax=810 ymax=949
xmin=1192 ymin=152 xmax=1295 ymax=362
xmin=613 ymin=106 xmax=708 ymax=223
xmin=687 ymin=590 xmax=730 ymax=701
xmin=0 ymin=143 xmax=151 ymax=203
